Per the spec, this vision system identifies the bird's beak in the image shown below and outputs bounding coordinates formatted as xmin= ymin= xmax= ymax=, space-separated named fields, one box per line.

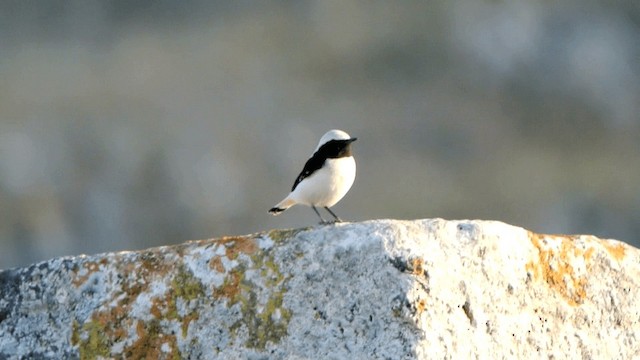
xmin=347 ymin=137 xmax=358 ymax=143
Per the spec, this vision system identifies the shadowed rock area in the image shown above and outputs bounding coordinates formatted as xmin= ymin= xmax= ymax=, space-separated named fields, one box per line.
xmin=0 ymin=219 xmax=638 ymax=359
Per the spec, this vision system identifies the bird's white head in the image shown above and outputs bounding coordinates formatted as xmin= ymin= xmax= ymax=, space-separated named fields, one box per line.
xmin=315 ymin=129 xmax=354 ymax=151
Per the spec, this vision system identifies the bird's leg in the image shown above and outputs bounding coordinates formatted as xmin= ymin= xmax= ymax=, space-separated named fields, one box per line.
xmin=312 ymin=206 xmax=328 ymax=224
xmin=324 ymin=207 xmax=342 ymax=223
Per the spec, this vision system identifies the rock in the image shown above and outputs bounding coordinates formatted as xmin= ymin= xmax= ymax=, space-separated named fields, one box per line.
xmin=0 ymin=219 xmax=639 ymax=359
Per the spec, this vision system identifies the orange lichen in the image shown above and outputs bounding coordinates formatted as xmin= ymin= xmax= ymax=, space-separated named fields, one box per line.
xmin=72 ymin=234 xmax=289 ymax=357
xmin=210 ymin=257 xmax=225 ymax=273
xmin=415 ymin=299 xmax=427 ymax=315
xmin=73 ymin=258 xmax=206 ymax=358
xmin=525 ymin=233 xmax=590 ymax=306
xmin=124 ymin=320 xmax=179 ymax=360
xmin=604 ymin=242 xmax=626 ymax=261
xmin=150 ymin=301 xmax=163 ymax=318
xmin=73 ymin=305 xmax=135 ymax=358
xmin=136 ymin=252 xmax=173 ymax=276
xmin=204 ymin=236 xmax=260 ymax=275
xmin=216 ymin=236 xmax=258 ymax=260
xmin=412 ymin=258 xmax=424 ymax=276
xmin=583 ymin=247 xmax=595 ymax=262
xmin=148 ymin=287 xmax=200 ymax=338
xmin=213 ymin=269 xmax=244 ymax=304
xmin=181 ymin=312 xmax=199 ymax=337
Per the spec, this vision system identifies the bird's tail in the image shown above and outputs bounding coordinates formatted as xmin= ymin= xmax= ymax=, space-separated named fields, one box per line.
xmin=269 ymin=197 xmax=296 ymax=215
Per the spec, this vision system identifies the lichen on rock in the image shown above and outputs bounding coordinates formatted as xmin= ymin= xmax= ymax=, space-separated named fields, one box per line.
xmin=1 ymin=219 xmax=639 ymax=359
xmin=210 ymin=235 xmax=292 ymax=350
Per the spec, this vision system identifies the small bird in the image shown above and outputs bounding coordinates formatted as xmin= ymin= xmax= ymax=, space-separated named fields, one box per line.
xmin=269 ymin=129 xmax=357 ymax=224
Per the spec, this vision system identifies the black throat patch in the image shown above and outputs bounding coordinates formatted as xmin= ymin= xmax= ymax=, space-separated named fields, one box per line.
xmin=291 ymin=139 xmax=355 ymax=191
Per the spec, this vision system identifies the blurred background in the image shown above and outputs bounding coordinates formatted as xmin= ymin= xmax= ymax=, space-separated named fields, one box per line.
xmin=1 ymin=0 xmax=639 ymax=269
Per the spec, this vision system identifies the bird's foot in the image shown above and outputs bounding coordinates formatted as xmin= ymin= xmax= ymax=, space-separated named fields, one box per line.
xmin=319 ymin=219 xmax=342 ymax=225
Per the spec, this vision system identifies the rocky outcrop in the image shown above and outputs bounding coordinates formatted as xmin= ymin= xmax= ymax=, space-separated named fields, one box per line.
xmin=0 ymin=219 xmax=638 ymax=359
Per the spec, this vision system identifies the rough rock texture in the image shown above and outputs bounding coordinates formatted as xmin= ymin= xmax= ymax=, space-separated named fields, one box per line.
xmin=0 ymin=219 xmax=639 ymax=359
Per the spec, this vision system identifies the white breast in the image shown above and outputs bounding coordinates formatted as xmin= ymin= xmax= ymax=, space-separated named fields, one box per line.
xmin=289 ymin=156 xmax=356 ymax=207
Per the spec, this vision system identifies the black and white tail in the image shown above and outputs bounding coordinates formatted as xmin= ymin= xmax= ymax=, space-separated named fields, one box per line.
xmin=268 ymin=197 xmax=296 ymax=215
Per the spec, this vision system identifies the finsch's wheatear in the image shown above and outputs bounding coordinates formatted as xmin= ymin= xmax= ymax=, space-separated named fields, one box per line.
xmin=269 ymin=129 xmax=357 ymax=224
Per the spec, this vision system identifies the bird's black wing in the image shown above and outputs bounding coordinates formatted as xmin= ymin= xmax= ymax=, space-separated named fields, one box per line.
xmin=291 ymin=153 xmax=325 ymax=191
xmin=291 ymin=139 xmax=351 ymax=191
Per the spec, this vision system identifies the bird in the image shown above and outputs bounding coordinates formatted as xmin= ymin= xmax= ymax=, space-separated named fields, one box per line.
xmin=269 ymin=129 xmax=357 ymax=224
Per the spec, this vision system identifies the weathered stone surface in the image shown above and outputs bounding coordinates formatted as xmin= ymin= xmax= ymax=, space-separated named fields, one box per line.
xmin=0 ymin=219 xmax=638 ymax=359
